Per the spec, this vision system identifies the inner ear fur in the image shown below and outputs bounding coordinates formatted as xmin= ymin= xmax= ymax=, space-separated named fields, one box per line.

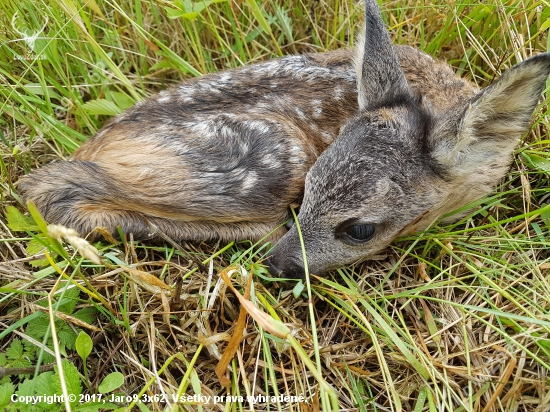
xmin=431 ymin=53 xmax=550 ymax=176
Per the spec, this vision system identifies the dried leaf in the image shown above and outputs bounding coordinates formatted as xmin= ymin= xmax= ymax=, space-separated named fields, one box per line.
xmin=140 ymin=36 xmax=159 ymax=52
xmin=215 ymin=268 xmax=253 ymax=387
xmin=91 ymin=226 xmax=118 ymax=244
xmin=161 ymin=290 xmax=171 ymax=326
xmin=125 ymin=267 xmax=170 ymax=295
xmin=198 ymin=333 xmax=232 ymax=347
xmin=219 ymin=267 xmax=290 ymax=339
xmin=417 ymin=262 xmax=430 ymax=281
xmin=51 ymin=310 xmax=101 ymax=332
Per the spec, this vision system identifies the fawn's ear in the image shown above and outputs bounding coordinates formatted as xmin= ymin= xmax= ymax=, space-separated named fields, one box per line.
xmin=355 ymin=0 xmax=411 ymax=110
xmin=431 ymin=54 xmax=550 ymax=176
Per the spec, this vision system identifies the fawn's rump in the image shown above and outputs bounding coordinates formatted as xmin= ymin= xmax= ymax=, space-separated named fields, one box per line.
xmin=18 ymin=158 xmax=293 ymax=242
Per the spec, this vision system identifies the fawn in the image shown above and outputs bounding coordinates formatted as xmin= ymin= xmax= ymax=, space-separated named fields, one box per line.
xmin=20 ymin=0 xmax=550 ymax=278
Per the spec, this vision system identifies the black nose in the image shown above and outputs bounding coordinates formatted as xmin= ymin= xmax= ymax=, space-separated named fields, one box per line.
xmin=266 ymin=256 xmax=304 ymax=279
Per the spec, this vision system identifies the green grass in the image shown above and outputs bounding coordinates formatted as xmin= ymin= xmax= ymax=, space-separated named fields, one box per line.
xmin=1 ymin=0 xmax=550 ymax=411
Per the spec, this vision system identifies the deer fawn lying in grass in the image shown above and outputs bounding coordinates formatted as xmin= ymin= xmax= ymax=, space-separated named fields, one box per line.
xmin=20 ymin=0 xmax=550 ymax=278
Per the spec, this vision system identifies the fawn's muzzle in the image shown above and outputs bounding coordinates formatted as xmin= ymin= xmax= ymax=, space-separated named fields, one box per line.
xmin=266 ymin=256 xmax=305 ymax=279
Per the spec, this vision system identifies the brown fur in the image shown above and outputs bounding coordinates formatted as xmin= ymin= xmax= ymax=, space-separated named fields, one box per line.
xmin=18 ymin=0 xmax=550 ymax=278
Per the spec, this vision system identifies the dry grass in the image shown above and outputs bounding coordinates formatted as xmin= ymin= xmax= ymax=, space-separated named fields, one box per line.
xmin=1 ymin=0 xmax=550 ymax=411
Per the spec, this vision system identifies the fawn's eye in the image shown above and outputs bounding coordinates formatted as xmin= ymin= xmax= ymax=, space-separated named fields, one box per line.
xmin=346 ymin=224 xmax=375 ymax=242
xmin=336 ymin=220 xmax=376 ymax=244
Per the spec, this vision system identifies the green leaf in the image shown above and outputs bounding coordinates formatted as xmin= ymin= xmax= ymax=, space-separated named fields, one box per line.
xmin=245 ymin=0 xmax=273 ymax=36
xmin=6 ymin=339 xmax=24 ymax=361
xmin=32 ymin=372 xmax=56 ymax=396
xmin=292 ymin=280 xmax=305 ymax=298
xmin=76 ymin=331 xmax=93 ymax=361
xmin=149 ymin=59 xmax=175 ymax=71
xmin=26 ymin=238 xmax=52 ymax=268
xmin=0 ymin=311 xmax=44 ymax=342
xmin=15 ymin=378 xmax=36 ymax=398
xmin=58 ymin=324 xmax=78 ymax=350
xmin=108 ymin=91 xmax=135 ymax=110
xmin=164 ymin=0 xmax=226 ymax=20
xmin=0 ymin=382 xmax=15 ymax=408
xmin=26 ymin=200 xmax=49 ymax=235
xmin=26 ymin=312 xmax=51 ymax=340
xmin=164 ymin=7 xmax=198 ymax=20
xmin=72 ymin=307 xmax=98 ymax=324
xmin=26 ymin=200 xmax=71 ymax=261
xmin=5 ymin=206 xmax=39 ymax=232
xmin=541 ymin=17 xmax=550 ymax=32
xmin=81 ymin=99 xmax=122 ymax=116
xmin=54 ymin=360 xmax=82 ymax=404
xmin=98 ymin=372 xmax=124 ymax=394
xmin=4 ymin=339 xmax=32 ymax=371
xmin=74 ymin=402 xmax=118 ymax=411
xmin=192 ymin=0 xmax=227 ymax=14
xmin=58 ymin=286 xmax=81 ymax=314
xmin=521 ymin=152 xmax=550 ymax=172
xmin=541 ymin=203 xmax=550 ymax=230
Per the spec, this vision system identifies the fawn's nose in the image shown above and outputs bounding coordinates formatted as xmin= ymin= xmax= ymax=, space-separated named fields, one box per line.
xmin=266 ymin=256 xmax=304 ymax=279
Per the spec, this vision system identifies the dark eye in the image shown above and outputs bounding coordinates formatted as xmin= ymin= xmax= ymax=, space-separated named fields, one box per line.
xmin=346 ymin=224 xmax=375 ymax=242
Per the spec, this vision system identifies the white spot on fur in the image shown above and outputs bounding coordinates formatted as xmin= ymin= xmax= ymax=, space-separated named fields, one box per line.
xmin=186 ymin=121 xmax=214 ymax=136
xmin=243 ymin=120 xmax=270 ymax=134
xmin=244 ymin=55 xmax=356 ymax=83
xmin=311 ymin=99 xmax=322 ymax=118
xmin=219 ymin=73 xmax=232 ymax=83
xmin=295 ymin=107 xmax=306 ymax=120
xmin=179 ymin=85 xmax=195 ymax=95
xmin=179 ymin=86 xmax=196 ymax=102
xmin=220 ymin=123 xmax=236 ymax=138
xmin=241 ymin=171 xmax=258 ymax=191
xmin=262 ymin=153 xmax=281 ymax=169
xmin=175 ymin=144 xmax=192 ymax=155
xmin=288 ymin=142 xmax=308 ymax=167
xmin=196 ymin=82 xmax=222 ymax=94
xmin=321 ymin=132 xmax=333 ymax=143
xmin=158 ymin=93 xmax=171 ymax=103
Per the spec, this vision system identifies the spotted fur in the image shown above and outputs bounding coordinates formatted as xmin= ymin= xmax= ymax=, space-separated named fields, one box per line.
xmin=19 ymin=0 xmax=550 ymax=277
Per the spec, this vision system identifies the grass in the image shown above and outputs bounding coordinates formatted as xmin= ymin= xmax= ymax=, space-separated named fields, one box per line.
xmin=1 ymin=0 xmax=550 ymax=411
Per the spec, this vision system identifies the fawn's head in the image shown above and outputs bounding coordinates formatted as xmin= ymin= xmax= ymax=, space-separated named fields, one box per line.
xmin=267 ymin=0 xmax=550 ymax=278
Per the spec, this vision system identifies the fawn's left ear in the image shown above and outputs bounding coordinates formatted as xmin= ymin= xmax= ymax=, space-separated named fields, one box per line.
xmin=431 ymin=53 xmax=550 ymax=177
xmin=355 ymin=0 xmax=412 ymax=110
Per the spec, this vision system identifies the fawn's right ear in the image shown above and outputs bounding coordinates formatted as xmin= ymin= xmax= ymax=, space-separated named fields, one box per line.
xmin=355 ymin=0 xmax=412 ymax=110
xmin=431 ymin=53 xmax=550 ymax=178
